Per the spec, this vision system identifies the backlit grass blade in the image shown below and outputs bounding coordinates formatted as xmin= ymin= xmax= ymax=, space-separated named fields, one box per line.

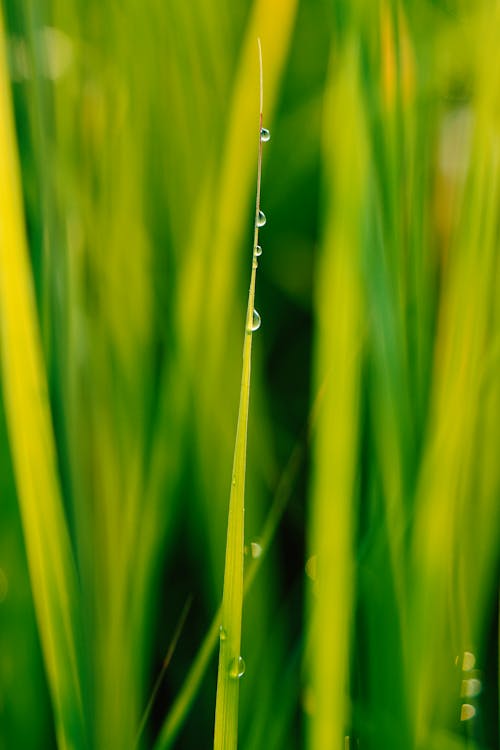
xmin=307 ymin=38 xmax=366 ymax=750
xmin=154 ymin=384 xmax=324 ymax=750
xmin=212 ymin=40 xmax=267 ymax=750
xmin=176 ymin=0 xmax=299 ymax=601
xmin=0 ymin=12 xmax=86 ymax=750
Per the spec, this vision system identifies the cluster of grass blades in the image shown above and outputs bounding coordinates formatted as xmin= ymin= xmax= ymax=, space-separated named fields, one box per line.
xmin=307 ymin=5 xmax=500 ymax=750
xmin=0 ymin=1 xmax=499 ymax=749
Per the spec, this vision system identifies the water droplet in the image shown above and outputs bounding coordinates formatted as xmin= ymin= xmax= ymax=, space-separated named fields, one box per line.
xmin=462 ymin=651 xmax=476 ymax=671
xmin=260 ymin=127 xmax=271 ymax=142
xmin=254 ymin=245 xmax=262 ymax=257
xmin=219 ymin=626 xmax=227 ymax=641
xmin=229 ymin=656 xmax=245 ymax=679
xmin=246 ymin=309 xmax=261 ymax=333
xmin=305 ymin=555 xmax=317 ymax=581
xmin=460 ymin=703 xmax=476 ymax=721
xmin=461 ymin=678 xmax=482 ymax=698
xmin=250 ymin=541 xmax=262 ymax=559
xmin=256 ymin=210 xmax=266 ymax=228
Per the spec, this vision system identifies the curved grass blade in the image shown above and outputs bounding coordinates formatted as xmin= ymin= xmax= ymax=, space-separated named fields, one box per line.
xmin=0 ymin=13 xmax=87 ymax=750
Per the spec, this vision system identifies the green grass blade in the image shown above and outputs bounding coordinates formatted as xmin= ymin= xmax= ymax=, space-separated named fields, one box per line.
xmin=175 ymin=0 xmax=299 ymax=603
xmin=307 ymin=38 xmax=367 ymax=750
xmin=0 ymin=12 xmax=86 ymax=750
xmin=212 ymin=40 xmax=265 ymax=750
xmin=154 ymin=386 xmax=321 ymax=750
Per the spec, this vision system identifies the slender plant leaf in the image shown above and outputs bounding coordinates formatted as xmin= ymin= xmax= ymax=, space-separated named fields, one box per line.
xmin=212 ymin=39 xmax=267 ymax=750
xmin=154 ymin=382 xmax=324 ymax=750
xmin=0 ymin=11 xmax=86 ymax=750
xmin=307 ymin=38 xmax=367 ymax=750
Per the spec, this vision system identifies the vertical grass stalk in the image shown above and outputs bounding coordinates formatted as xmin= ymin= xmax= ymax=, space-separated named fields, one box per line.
xmin=307 ymin=39 xmax=366 ymax=750
xmin=212 ymin=38 xmax=267 ymax=750
xmin=0 ymin=11 xmax=86 ymax=750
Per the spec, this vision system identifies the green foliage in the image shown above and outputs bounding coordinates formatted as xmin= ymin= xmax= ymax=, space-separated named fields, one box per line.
xmin=0 ymin=1 xmax=498 ymax=749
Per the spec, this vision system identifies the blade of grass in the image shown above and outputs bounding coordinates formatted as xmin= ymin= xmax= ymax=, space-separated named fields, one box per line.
xmin=176 ymin=0 xmax=298 ymax=603
xmin=307 ymin=37 xmax=366 ymax=750
xmin=0 ymin=11 xmax=86 ymax=750
xmin=154 ymin=382 xmax=325 ymax=750
xmin=212 ymin=39 xmax=266 ymax=750
xmin=134 ymin=596 xmax=193 ymax=750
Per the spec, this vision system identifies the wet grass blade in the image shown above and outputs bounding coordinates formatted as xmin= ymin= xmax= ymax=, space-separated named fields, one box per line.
xmin=212 ymin=39 xmax=266 ymax=750
xmin=154 ymin=384 xmax=324 ymax=750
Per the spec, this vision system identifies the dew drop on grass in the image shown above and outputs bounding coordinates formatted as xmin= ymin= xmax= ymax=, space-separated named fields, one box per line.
xmin=256 ymin=210 xmax=266 ymax=228
xmin=260 ymin=127 xmax=271 ymax=142
xmin=250 ymin=541 xmax=262 ymax=559
xmin=254 ymin=244 xmax=262 ymax=256
xmin=219 ymin=626 xmax=227 ymax=641
xmin=460 ymin=704 xmax=476 ymax=721
xmin=461 ymin=678 xmax=482 ymax=698
xmin=229 ymin=656 xmax=246 ymax=679
xmin=246 ymin=309 xmax=261 ymax=333
xmin=305 ymin=555 xmax=317 ymax=581
xmin=462 ymin=651 xmax=476 ymax=671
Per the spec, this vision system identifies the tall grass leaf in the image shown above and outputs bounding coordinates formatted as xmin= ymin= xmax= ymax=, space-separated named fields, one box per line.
xmin=0 ymin=11 xmax=86 ymax=750
xmin=212 ymin=39 xmax=266 ymax=750
xmin=154 ymin=385 xmax=322 ymax=750
xmin=178 ymin=0 xmax=298 ymax=598
xmin=307 ymin=38 xmax=366 ymax=750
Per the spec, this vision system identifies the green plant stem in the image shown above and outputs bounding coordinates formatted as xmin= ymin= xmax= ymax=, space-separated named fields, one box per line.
xmin=212 ymin=38 xmax=265 ymax=750
xmin=154 ymin=384 xmax=325 ymax=750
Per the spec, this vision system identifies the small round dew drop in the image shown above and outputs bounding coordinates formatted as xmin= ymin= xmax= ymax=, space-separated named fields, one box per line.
xmin=256 ymin=210 xmax=266 ymax=228
xmin=254 ymin=244 xmax=262 ymax=257
xmin=247 ymin=309 xmax=261 ymax=333
xmin=461 ymin=678 xmax=482 ymax=698
xmin=219 ymin=625 xmax=227 ymax=642
xmin=250 ymin=541 xmax=263 ymax=559
xmin=460 ymin=703 xmax=476 ymax=722
xmin=462 ymin=651 xmax=476 ymax=671
xmin=260 ymin=127 xmax=271 ymax=142
xmin=305 ymin=555 xmax=318 ymax=582
xmin=229 ymin=656 xmax=246 ymax=679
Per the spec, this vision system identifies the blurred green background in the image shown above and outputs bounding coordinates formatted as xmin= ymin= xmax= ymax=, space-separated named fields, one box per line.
xmin=0 ymin=1 xmax=498 ymax=748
